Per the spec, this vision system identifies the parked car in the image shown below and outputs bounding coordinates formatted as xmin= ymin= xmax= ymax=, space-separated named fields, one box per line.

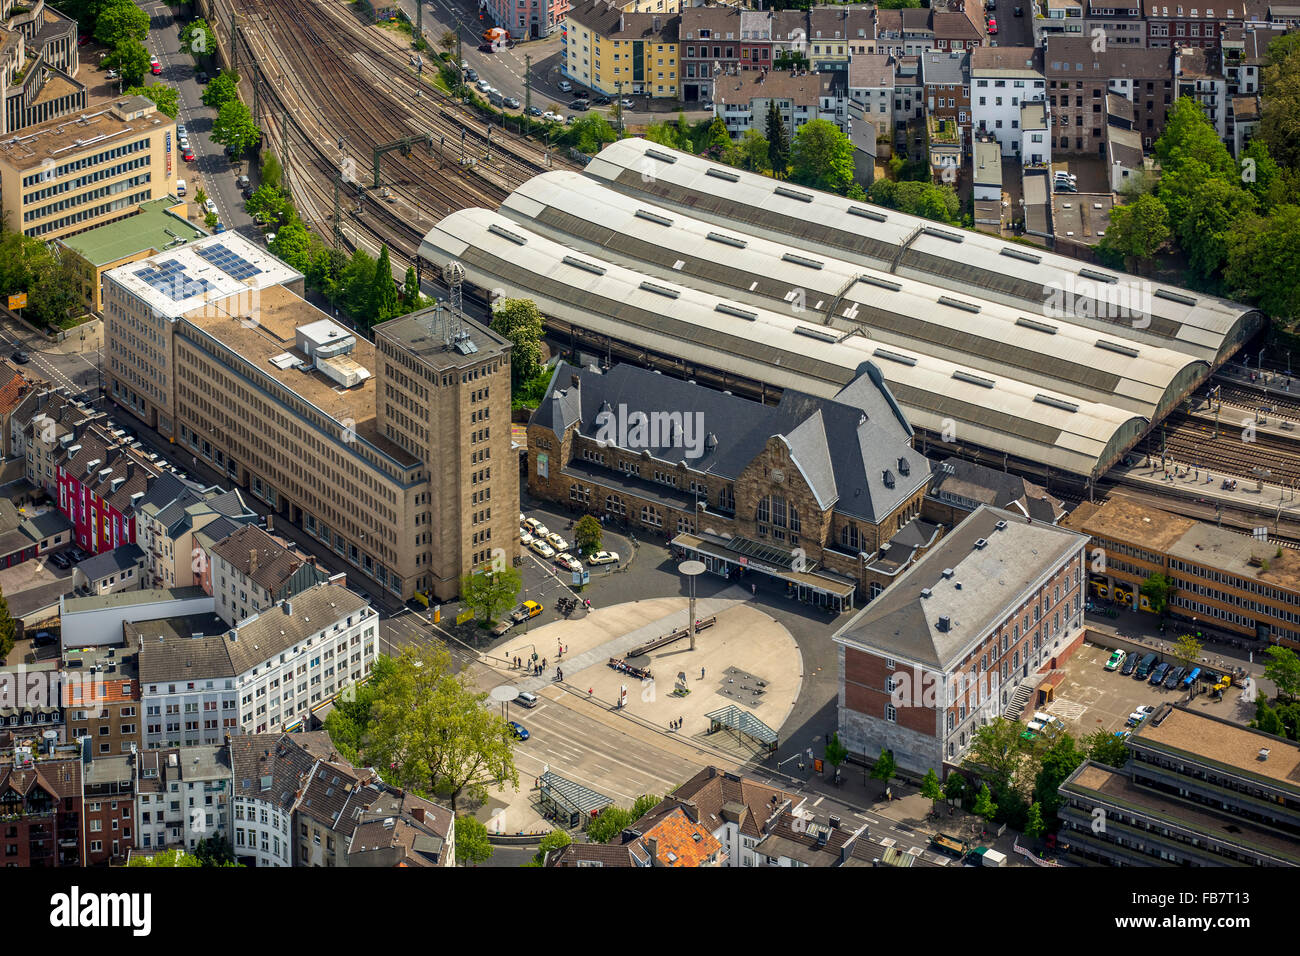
xmin=573 ymin=89 xmax=590 ymax=98
xmin=460 ymin=60 xmax=470 ymax=71
xmin=151 ymin=61 xmax=162 ymax=75
xmin=1120 ymin=653 xmax=1139 ymax=676
xmin=529 ymin=539 xmax=556 ymax=559
xmin=177 ymin=124 xmax=187 ymax=137
xmin=592 ymin=94 xmax=611 ymax=105
xmin=10 ymin=350 xmax=29 ymax=364
xmin=545 ymin=532 xmax=569 ymax=551
xmin=504 ymin=96 xmax=521 ymax=109
xmin=178 ymin=137 xmax=190 ymax=152
xmin=526 ymin=105 xmax=543 ymax=116
xmin=204 ymin=197 xmax=217 ymax=214
xmin=511 ymin=600 xmax=544 ymax=623
xmin=478 ymin=42 xmax=494 ymax=53
xmin=491 ymin=618 xmax=515 ymax=637
xmin=542 ymin=111 xmax=563 ymax=122
xmin=523 ymin=517 xmax=548 ymax=535
xmin=1014 ymin=5 xmax=1023 ymax=13
xmin=516 ymin=691 xmax=540 ymax=708
xmin=49 ymin=552 xmax=71 ymax=569
xmin=621 ymin=97 xmax=634 ymax=107
xmin=587 ymin=550 xmax=620 ymax=566
xmin=558 ymin=80 xmax=572 ymax=93
xmin=78 ymin=34 xmax=90 ymax=46
xmin=1134 ymin=652 xmax=1158 ymax=679
xmin=182 ymin=148 xmax=195 ymax=162
xmin=106 ymin=69 xmax=118 ymax=79
xmin=1105 ymin=649 xmax=1126 ymax=671
xmin=1148 ymin=661 xmax=1171 ymax=685
xmin=476 ymin=78 xmax=491 ymax=92
xmin=570 ymin=99 xmax=590 ymax=111
xmin=986 ymin=17 xmax=998 ymax=33
xmin=69 ymin=547 xmax=88 ymax=562
xmin=1164 ymin=666 xmax=1186 ymax=689
xmin=555 ymin=553 xmax=581 ymax=573
xmin=508 ymin=721 xmax=530 ymax=740
xmin=1182 ymin=667 xmax=1202 ymax=688
xmin=519 ymin=529 xmax=535 ymax=546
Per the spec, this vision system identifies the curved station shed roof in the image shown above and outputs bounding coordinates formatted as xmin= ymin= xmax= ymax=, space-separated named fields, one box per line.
xmin=419 ymin=207 xmax=1146 ymax=479
xmin=500 ymin=170 xmax=1208 ymax=423
xmin=583 ymin=139 xmax=1261 ymax=367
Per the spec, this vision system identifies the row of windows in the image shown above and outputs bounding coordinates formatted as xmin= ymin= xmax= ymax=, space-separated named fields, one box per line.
xmin=21 ymin=136 xmax=150 ymax=187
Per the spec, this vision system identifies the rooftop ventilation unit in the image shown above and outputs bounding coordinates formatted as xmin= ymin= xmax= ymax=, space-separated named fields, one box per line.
xmin=921 ymin=226 xmax=964 ymax=243
xmin=937 ymin=615 xmax=950 ymax=631
xmin=1155 ymin=288 xmax=1197 ymax=305
xmin=1258 ymin=748 xmax=1270 ymax=761
xmin=782 ymin=252 xmax=825 ymax=270
xmin=1034 ymin=393 xmax=1079 ymax=413
xmin=941 ymin=568 xmax=954 ymax=578
xmin=953 ymin=370 xmax=995 ymax=389
xmin=635 ymin=209 xmax=673 ymax=226
xmin=775 ymin=186 xmax=814 ymax=203
xmin=562 ymin=255 xmax=606 ymax=276
xmin=716 ymin=303 xmax=758 ymax=321
xmin=1096 ymin=339 xmax=1139 ymax=357
xmin=882 ymin=469 xmax=895 ymax=488
xmin=995 ymin=519 xmax=1008 ymax=531
xmin=487 ymin=223 xmax=527 ymax=245
xmin=644 ymin=148 xmax=677 ymax=163
xmin=1000 ymin=246 xmax=1041 ymax=264
xmin=1078 ymin=267 xmax=1117 ymax=284
xmin=706 ymin=231 xmax=747 ymax=248
xmin=898 ymin=458 xmax=910 ymax=476
xmin=872 ymin=348 xmax=917 ymax=367
xmin=639 ymin=280 xmax=680 ymax=299
xmin=859 ymin=275 xmax=901 ymax=292
xmin=974 ymin=538 xmax=988 ymax=549
xmin=1016 ymin=316 xmax=1058 ymax=334
xmin=848 ymin=206 xmax=887 ymax=222
xmin=795 ymin=325 xmax=839 ymax=343
xmin=707 ymin=167 xmax=740 ymax=182
xmin=920 ymin=587 xmax=932 ymax=598
xmin=938 ymin=295 xmax=981 ymax=314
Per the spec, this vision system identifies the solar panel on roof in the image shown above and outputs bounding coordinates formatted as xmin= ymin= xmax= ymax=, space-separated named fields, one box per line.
xmin=133 ymin=260 xmax=212 ymax=301
xmin=194 ymin=242 xmax=264 ymax=281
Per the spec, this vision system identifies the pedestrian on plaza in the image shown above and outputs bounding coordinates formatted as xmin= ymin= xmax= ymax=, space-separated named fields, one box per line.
xmin=542 ymin=658 xmax=547 ymax=669
xmin=700 ymin=666 xmax=706 ymax=680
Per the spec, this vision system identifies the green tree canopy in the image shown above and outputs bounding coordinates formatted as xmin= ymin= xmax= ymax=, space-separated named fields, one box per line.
xmin=1155 ymin=96 xmax=1237 ymax=180
xmin=1172 ymin=633 xmax=1203 ymax=669
xmin=202 ymin=71 xmax=242 ymax=110
xmin=943 ymin=771 xmax=968 ymax=803
xmin=964 ymin=718 xmax=1030 ymax=795
xmin=570 ymin=114 xmax=618 ymax=154
xmin=365 ymin=646 xmax=520 ymax=812
xmin=630 ymin=794 xmax=662 ymax=821
xmin=972 ymin=782 xmax=998 ymax=821
xmin=261 ymin=151 xmax=283 ymax=190
xmin=212 ymin=98 xmax=262 ymax=158
xmin=269 ymin=220 xmax=313 ymax=274
xmin=1139 ymin=571 xmax=1175 ymax=615
xmin=179 ymin=19 xmax=217 ymax=61
xmin=726 ymin=127 xmax=771 ymax=173
xmin=1223 ymin=206 xmax=1300 ymax=321
xmin=0 ymin=588 xmax=15 ymax=662
xmin=490 ymin=297 xmax=544 ymax=386
xmin=94 ymin=0 xmax=149 ymax=48
xmin=459 ymin=565 xmax=522 ymax=624
xmin=766 ymin=98 xmax=790 ymax=177
xmin=868 ymin=178 xmax=960 ymax=223
xmin=106 ymin=39 xmax=151 ymax=87
xmin=1085 ymin=728 xmax=1130 ymax=768
xmin=194 ymin=835 xmax=240 ymax=866
xmin=920 ymin=768 xmax=944 ymax=813
xmin=127 ymin=849 xmax=202 ymax=867
xmin=574 ymin=515 xmax=602 ymax=555
xmin=403 ymin=266 xmax=421 ymax=306
xmin=586 ymin=805 xmax=634 ymax=843
xmin=1100 ymin=194 xmax=1170 ymax=270
xmin=370 ymin=245 xmax=400 ymax=325
xmin=529 ymin=829 xmax=571 ymax=866
xmin=1258 ymin=32 xmax=1300 ymax=170
xmin=1024 ymin=801 xmax=1046 ymax=839
xmin=246 ymin=184 xmax=296 ymax=229
xmin=1264 ymin=645 xmax=1300 ymax=701
xmin=1252 ymin=696 xmax=1285 ymax=736
xmin=1032 ymin=733 xmax=1083 ymax=821
xmin=124 ymin=83 xmax=179 ymax=118
xmin=790 ymin=118 xmax=855 ymax=193
xmin=824 ymin=732 xmax=848 ymax=769
xmin=455 ymin=814 xmax=494 ymax=866
xmin=869 ymin=748 xmax=896 ymax=785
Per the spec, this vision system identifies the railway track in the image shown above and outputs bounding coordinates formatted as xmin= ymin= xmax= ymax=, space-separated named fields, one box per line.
xmin=1136 ymin=411 xmax=1300 ymax=487
xmin=1206 ymin=382 xmax=1300 ymax=422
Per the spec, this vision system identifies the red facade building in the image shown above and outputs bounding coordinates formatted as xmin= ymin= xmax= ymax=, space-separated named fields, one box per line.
xmin=0 ymin=746 xmax=84 ymax=867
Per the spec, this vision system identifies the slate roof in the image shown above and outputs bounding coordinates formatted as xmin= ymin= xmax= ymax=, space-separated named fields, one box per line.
xmin=230 ymin=733 xmax=317 ymax=810
xmin=210 ymin=524 xmax=305 ymax=594
xmin=75 ymin=543 xmax=145 ymax=582
xmin=923 ymin=49 xmax=970 ymax=86
xmin=546 ymin=840 xmax=651 ymax=867
xmin=753 ymin=810 xmax=859 ymax=865
xmin=192 ymin=515 xmax=244 ymax=550
xmin=348 ymin=789 xmax=454 ymax=866
xmin=928 ymin=456 xmax=1066 ymax=522
xmin=848 ymin=53 xmax=895 ymax=89
xmin=532 ymin=362 xmax=928 ymax=524
xmin=636 ymin=765 xmax=798 ymax=840
xmin=833 ymin=505 xmax=1087 ymax=669
xmin=1044 ymin=37 xmax=1172 ymax=79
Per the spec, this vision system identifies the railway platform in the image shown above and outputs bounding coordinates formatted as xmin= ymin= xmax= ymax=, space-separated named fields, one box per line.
xmin=1214 ymin=363 xmax=1298 ymax=399
xmin=1110 ymin=458 xmax=1300 ymax=527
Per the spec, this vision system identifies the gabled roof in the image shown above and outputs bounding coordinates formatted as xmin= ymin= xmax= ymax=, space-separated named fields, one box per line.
xmin=640 ymin=766 xmax=798 ymax=840
xmin=75 ymin=543 xmax=145 ymax=582
xmin=210 ymin=524 xmax=306 ymax=594
xmin=230 ymin=733 xmax=317 ymax=810
xmin=640 ymin=807 xmax=723 ymax=866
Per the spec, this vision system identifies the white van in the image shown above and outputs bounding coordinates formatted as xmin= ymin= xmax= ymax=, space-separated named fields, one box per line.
xmin=176 ymin=178 xmax=186 ymax=196
xmin=516 ymin=691 xmax=539 ymax=708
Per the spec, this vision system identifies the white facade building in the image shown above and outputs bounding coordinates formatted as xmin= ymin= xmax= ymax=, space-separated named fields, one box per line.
xmin=970 ymin=47 xmax=1047 ymax=157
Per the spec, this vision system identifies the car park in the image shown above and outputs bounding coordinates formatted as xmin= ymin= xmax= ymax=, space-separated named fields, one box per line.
xmin=1148 ymin=661 xmax=1171 ymax=685
xmin=545 ymin=532 xmax=569 ymax=551
xmin=1126 ymin=704 xmax=1155 ymax=726
xmin=508 ymin=721 xmax=530 ymax=740
xmin=555 ymin=553 xmax=581 ymax=573
xmin=587 ymin=550 xmax=619 ymax=566
xmin=1105 ymin=649 xmax=1126 ymax=671
xmin=1134 ymin=652 xmax=1158 ymax=679
xmin=529 ymin=539 xmax=556 ymax=559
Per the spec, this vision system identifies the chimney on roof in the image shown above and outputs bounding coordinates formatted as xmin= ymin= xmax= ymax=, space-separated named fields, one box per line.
xmin=654 ymin=15 xmax=661 ymax=31
xmin=411 ymin=807 xmax=426 ymax=823
xmin=283 ymin=600 xmax=292 ymax=616
xmin=646 ymin=835 xmax=659 ymax=866
xmin=249 ymin=549 xmax=258 ymax=575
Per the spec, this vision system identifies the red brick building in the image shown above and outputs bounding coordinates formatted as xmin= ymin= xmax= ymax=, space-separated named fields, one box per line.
xmin=0 ymin=744 xmax=83 ymax=867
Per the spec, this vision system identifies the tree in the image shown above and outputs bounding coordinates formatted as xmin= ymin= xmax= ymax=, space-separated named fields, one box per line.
xmin=26 ymin=246 xmax=83 ymax=329
xmin=1084 ymin=729 xmax=1130 ymax=769
xmin=570 ymin=114 xmax=617 ymax=154
xmin=1167 ymin=175 xmax=1256 ymax=278
xmin=630 ymin=794 xmax=661 ymax=821
xmin=490 ymin=297 xmax=544 ymax=387
xmin=877 ymin=0 xmax=922 ymax=7
xmin=644 ymin=120 xmax=682 ymax=150
xmin=704 ymin=116 xmax=731 ymax=156
xmin=964 ymin=718 xmax=1029 ymax=794
xmin=179 ymin=19 xmax=217 ymax=61
xmin=869 ymin=747 xmax=896 ymax=791
xmin=868 ymin=178 xmax=960 ymax=224
xmin=1139 ymin=571 xmax=1175 ymax=616
xmin=269 ymin=221 xmax=313 ymax=273
xmin=972 ymin=783 xmax=998 ymax=821
xmin=455 ymin=814 xmax=494 ymax=866
xmin=1257 ymin=32 xmax=1300 ymax=170
xmin=212 ymin=99 xmax=261 ymax=158
xmin=726 ymin=127 xmax=771 ymax=173
xmin=766 ymin=98 xmax=790 ymax=177
xmin=403 ymin=266 xmax=421 ymax=305
xmin=94 ymin=0 xmax=149 ymax=48
xmin=127 ymin=848 xmax=203 ymax=866
xmin=1223 ymin=207 xmax=1300 ymax=321
xmin=943 ymin=771 xmax=967 ymax=805
xmin=370 ymin=245 xmax=400 ymax=325
xmin=440 ymin=29 xmax=458 ymax=52
xmin=586 ymin=805 xmax=634 ymax=843
xmin=106 ymin=39 xmax=151 ymax=87
xmin=1155 ymin=96 xmax=1236 ymax=181
xmin=1172 ymin=633 xmax=1203 ymax=669
xmin=574 ymin=515 xmax=602 ymax=555
xmin=322 ymin=655 xmax=396 ymax=762
xmin=366 ymin=646 xmax=519 ymax=812
xmin=1264 ymin=645 xmax=1300 ymax=701
xmin=124 ymin=83 xmax=179 ymax=118
xmin=261 ymin=151 xmax=283 ymax=190
xmin=790 ymin=118 xmax=855 ymax=193
xmin=1251 ymin=696 xmax=1285 ymax=736
xmin=824 ymin=732 xmax=848 ymax=770
xmin=920 ymin=768 xmax=944 ymax=815
xmin=1024 ymin=801 xmax=1046 ymax=839
xmin=202 ymin=71 xmax=242 ymax=110
xmin=1239 ymin=138 xmax=1285 ymax=211
xmin=1032 ymin=733 xmax=1083 ymax=821
xmin=529 ymin=829 xmax=571 ymax=866
xmin=0 ymin=589 xmax=14 ymax=662
xmin=332 ymin=248 xmax=378 ymax=318
xmin=246 ymin=184 xmax=295 ymax=228
xmin=1100 ymin=194 xmax=1170 ymax=270
xmin=204 ymin=211 xmax=219 ymax=230
xmin=460 ymin=565 xmax=521 ymax=624
xmin=194 ymin=835 xmax=239 ymax=866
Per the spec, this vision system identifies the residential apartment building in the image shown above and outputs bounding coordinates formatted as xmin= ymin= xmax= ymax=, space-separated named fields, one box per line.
xmin=548 ymin=805 xmax=725 ymax=866
xmin=0 ymin=95 xmax=175 ymax=240
xmin=135 ymin=582 xmax=378 ymax=744
xmin=1082 ymin=0 xmax=1148 ymax=45
xmin=716 ymin=69 xmax=846 ymax=138
xmin=81 ymin=752 xmax=136 ymax=864
xmin=0 ymin=742 xmax=83 ymax=866
xmin=63 ymin=645 xmax=141 ymax=758
xmin=134 ymin=745 xmax=232 ymax=854
xmin=678 ymin=3 xmax=742 ymax=102
xmin=835 ymin=506 xmax=1088 ymax=775
xmin=848 ymin=53 xmax=896 ymax=139
xmin=530 ymin=362 xmax=931 ymax=609
xmin=970 ymin=46 xmax=1048 ymax=157
xmin=1044 ymin=37 xmax=1173 ymax=152
xmin=136 ymin=477 xmax=257 ymax=591
xmin=104 ymin=233 xmax=516 ymax=602
xmin=1059 ymin=705 xmax=1300 ymax=866
xmin=922 ymin=49 xmax=971 ymax=131
xmin=1065 ymin=497 xmax=1300 ymax=647
xmin=229 ymin=734 xmax=310 ymax=866
xmin=771 ymin=9 xmax=812 ymax=66
xmin=208 ymin=523 xmax=332 ymax=626
xmin=1145 ymin=0 xmax=1265 ymax=49
xmin=875 ymin=7 xmax=936 ymax=56
xmin=807 ymin=5 xmax=876 ymax=74
xmin=563 ymin=0 xmax=680 ymax=97
xmin=485 ymin=0 xmax=568 ymax=39
xmin=931 ymin=8 xmax=985 ymax=52
xmin=1176 ymin=46 xmax=1227 ymax=138
xmin=1032 ymin=0 xmax=1086 ymax=44
xmin=738 ymin=9 xmax=774 ymax=70
xmin=344 ymin=785 xmax=455 ymax=867
xmin=1220 ymin=25 xmax=1286 ymax=95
